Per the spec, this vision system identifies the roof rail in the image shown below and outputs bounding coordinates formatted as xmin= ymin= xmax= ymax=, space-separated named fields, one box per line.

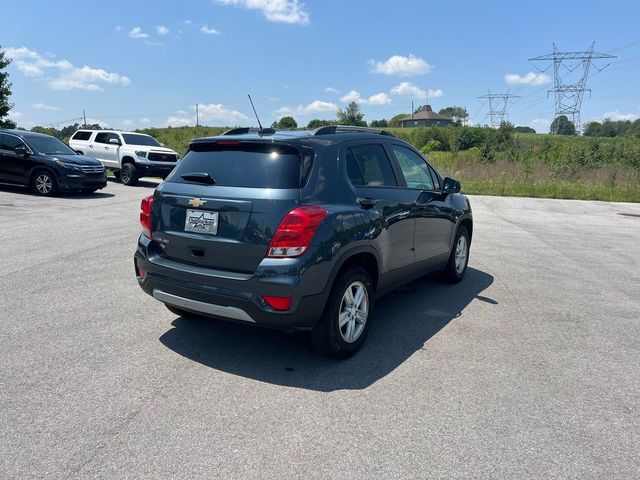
xmin=312 ymin=125 xmax=395 ymax=137
xmin=222 ymin=127 xmax=277 ymax=136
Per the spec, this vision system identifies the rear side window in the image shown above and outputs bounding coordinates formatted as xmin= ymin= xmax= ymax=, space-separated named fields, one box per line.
xmin=0 ymin=134 xmax=26 ymax=152
xmin=71 ymin=131 xmax=92 ymax=141
xmin=94 ymin=132 xmax=119 ymax=144
xmin=346 ymin=144 xmax=397 ymax=187
xmin=168 ymin=142 xmax=313 ymax=189
xmin=390 ymin=145 xmax=435 ymax=190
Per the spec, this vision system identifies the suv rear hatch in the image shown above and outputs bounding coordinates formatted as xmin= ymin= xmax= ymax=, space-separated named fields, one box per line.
xmin=152 ymin=140 xmax=314 ymax=274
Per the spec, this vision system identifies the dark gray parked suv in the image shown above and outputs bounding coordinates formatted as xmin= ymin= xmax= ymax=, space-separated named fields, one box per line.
xmin=134 ymin=126 xmax=472 ymax=358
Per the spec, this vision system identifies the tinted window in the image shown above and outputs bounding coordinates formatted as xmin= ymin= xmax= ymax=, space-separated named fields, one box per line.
xmin=0 ymin=134 xmax=26 ymax=152
xmin=122 ymin=134 xmax=160 ymax=147
xmin=27 ymin=136 xmax=77 ymax=155
xmin=346 ymin=144 xmax=397 ymax=187
xmin=95 ymin=132 xmax=120 ymax=144
xmin=168 ymin=142 xmax=311 ymax=189
xmin=391 ymin=145 xmax=435 ymax=190
xmin=71 ymin=131 xmax=92 ymax=141
xmin=427 ymin=164 xmax=441 ymax=190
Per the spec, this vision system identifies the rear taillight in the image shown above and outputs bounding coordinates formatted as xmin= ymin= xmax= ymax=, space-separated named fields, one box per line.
xmin=267 ymin=206 xmax=329 ymax=258
xmin=140 ymin=195 xmax=154 ymax=239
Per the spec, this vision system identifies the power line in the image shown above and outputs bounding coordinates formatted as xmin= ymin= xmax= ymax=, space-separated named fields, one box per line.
xmin=529 ymin=42 xmax=616 ymax=133
xmin=476 ymin=91 xmax=520 ymax=127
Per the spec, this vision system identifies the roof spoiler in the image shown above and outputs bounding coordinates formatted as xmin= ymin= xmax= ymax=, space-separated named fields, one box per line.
xmin=222 ymin=127 xmax=276 ymax=136
xmin=312 ymin=125 xmax=396 ymax=137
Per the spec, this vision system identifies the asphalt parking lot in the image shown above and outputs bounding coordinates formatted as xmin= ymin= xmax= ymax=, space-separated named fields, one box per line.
xmin=1 ymin=180 xmax=639 ymax=479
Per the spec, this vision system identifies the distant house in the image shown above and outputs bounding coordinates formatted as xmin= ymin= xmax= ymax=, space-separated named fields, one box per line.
xmin=397 ymin=105 xmax=453 ymax=128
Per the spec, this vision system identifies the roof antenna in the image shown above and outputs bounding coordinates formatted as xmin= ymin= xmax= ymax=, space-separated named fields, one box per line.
xmin=247 ymin=94 xmax=263 ymax=130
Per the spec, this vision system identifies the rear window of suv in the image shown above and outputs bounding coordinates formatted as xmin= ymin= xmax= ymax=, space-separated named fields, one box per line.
xmin=71 ymin=131 xmax=92 ymax=141
xmin=168 ymin=142 xmax=313 ymax=189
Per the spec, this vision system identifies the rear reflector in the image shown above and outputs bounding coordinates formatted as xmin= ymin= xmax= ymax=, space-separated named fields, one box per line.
xmin=267 ymin=206 xmax=329 ymax=258
xmin=140 ymin=195 xmax=154 ymax=239
xmin=262 ymin=295 xmax=292 ymax=311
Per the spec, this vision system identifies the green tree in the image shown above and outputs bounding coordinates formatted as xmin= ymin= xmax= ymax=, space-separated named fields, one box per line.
xmin=337 ymin=101 xmax=366 ymax=126
xmin=514 ymin=126 xmax=536 ymax=133
xmin=388 ymin=113 xmax=407 ymax=128
xmin=583 ymin=121 xmax=602 ymax=137
xmin=369 ymin=119 xmax=388 ymax=128
xmin=0 ymin=46 xmax=16 ymax=129
xmin=550 ymin=115 xmax=576 ymax=135
xmin=439 ymin=106 xmax=469 ymax=125
xmin=306 ymin=119 xmax=333 ymax=129
xmin=274 ymin=116 xmax=297 ymax=129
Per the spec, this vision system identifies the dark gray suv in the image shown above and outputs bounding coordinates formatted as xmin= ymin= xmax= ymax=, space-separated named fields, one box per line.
xmin=134 ymin=126 xmax=472 ymax=358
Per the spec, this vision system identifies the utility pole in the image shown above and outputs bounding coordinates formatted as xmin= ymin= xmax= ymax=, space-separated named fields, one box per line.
xmin=477 ymin=91 xmax=520 ymax=127
xmin=529 ymin=42 xmax=616 ymax=133
xmin=83 ymin=109 xmax=87 ymax=127
xmin=195 ymin=104 xmax=199 ymax=127
xmin=411 ymin=100 xmax=414 ymax=121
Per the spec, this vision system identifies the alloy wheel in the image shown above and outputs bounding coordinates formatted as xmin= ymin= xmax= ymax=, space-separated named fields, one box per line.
xmin=338 ymin=281 xmax=369 ymax=343
xmin=455 ymin=235 xmax=468 ymax=274
xmin=35 ymin=174 xmax=53 ymax=195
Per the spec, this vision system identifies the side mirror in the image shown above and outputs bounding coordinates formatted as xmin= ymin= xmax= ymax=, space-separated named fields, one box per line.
xmin=14 ymin=145 xmax=29 ymax=156
xmin=442 ymin=177 xmax=461 ymax=194
xmin=109 ymin=138 xmax=121 ymax=145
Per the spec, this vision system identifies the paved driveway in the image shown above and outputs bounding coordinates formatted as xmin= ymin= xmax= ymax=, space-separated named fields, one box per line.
xmin=1 ymin=181 xmax=638 ymax=479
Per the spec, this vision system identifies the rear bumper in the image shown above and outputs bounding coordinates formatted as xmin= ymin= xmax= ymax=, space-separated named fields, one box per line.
xmin=134 ymin=236 xmax=329 ymax=330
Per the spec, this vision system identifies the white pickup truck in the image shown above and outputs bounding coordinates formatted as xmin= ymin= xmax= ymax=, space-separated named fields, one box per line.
xmin=69 ymin=130 xmax=180 ymax=185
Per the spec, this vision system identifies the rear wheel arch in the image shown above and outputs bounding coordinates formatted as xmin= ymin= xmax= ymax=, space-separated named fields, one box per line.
xmin=329 ymin=248 xmax=380 ymax=295
xmin=29 ymin=166 xmax=58 ymax=184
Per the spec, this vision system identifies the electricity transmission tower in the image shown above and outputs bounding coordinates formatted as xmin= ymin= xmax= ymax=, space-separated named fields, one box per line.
xmin=477 ymin=91 xmax=520 ymax=127
xmin=529 ymin=42 xmax=616 ymax=133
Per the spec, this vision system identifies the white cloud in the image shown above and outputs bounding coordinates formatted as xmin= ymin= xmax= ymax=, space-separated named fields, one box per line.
xmin=340 ymin=90 xmax=391 ymax=105
xmin=8 ymin=110 xmax=23 ymax=119
xmin=114 ymin=25 xmax=124 ymax=32
xmin=141 ymin=117 xmax=151 ymax=124
xmin=390 ymin=81 xmax=444 ymax=99
xmin=167 ymin=115 xmax=193 ymax=127
xmin=184 ymin=19 xmax=192 ymax=25
xmin=32 ymin=102 xmax=59 ymax=111
xmin=277 ymin=100 xmax=337 ymax=117
xmin=175 ymin=110 xmax=189 ymax=115
xmin=200 ymin=25 xmax=221 ymax=35
xmin=6 ymin=46 xmax=130 ymax=91
xmin=123 ymin=119 xmax=135 ymax=127
xmin=129 ymin=27 xmax=149 ymax=39
xmin=505 ymin=72 xmax=551 ymax=86
xmin=601 ymin=110 xmax=639 ymax=121
xmin=325 ymin=86 xmax=340 ymax=94
xmin=196 ymin=103 xmax=249 ymax=122
xmin=530 ymin=118 xmax=550 ymax=128
xmin=369 ymin=54 xmax=432 ymax=76
xmin=217 ymin=0 xmax=310 ymax=25
xmin=155 ymin=25 xmax=170 ymax=35
xmin=85 ymin=117 xmax=110 ymax=128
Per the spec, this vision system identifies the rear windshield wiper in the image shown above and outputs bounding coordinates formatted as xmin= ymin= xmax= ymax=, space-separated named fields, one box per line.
xmin=181 ymin=172 xmax=216 ymax=185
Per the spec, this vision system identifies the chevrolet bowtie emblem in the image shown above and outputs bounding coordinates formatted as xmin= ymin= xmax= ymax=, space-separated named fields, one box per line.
xmin=188 ymin=198 xmax=206 ymax=207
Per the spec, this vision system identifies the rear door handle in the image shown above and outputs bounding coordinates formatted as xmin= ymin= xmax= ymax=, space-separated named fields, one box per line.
xmin=357 ymin=197 xmax=376 ymax=208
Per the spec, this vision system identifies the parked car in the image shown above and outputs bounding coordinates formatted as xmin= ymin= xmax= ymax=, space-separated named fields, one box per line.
xmin=69 ymin=129 xmax=180 ymax=186
xmin=134 ymin=126 xmax=473 ymax=358
xmin=0 ymin=129 xmax=107 ymax=196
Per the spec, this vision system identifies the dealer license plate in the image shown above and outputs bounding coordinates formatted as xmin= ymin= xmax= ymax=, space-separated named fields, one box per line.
xmin=184 ymin=209 xmax=219 ymax=235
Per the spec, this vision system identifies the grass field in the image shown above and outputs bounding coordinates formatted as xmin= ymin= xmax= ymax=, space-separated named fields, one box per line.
xmin=137 ymin=125 xmax=640 ymax=202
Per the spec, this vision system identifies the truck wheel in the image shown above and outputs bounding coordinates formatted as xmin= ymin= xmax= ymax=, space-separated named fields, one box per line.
xmin=310 ymin=266 xmax=374 ymax=359
xmin=121 ymin=163 xmax=139 ymax=186
xmin=32 ymin=170 xmax=58 ymax=196
xmin=442 ymin=226 xmax=470 ymax=283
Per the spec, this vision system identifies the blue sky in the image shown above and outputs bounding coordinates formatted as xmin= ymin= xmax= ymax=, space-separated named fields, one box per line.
xmin=3 ymin=0 xmax=640 ymax=132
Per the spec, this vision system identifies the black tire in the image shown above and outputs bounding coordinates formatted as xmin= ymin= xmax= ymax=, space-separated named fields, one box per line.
xmin=31 ymin=170 xmax=58 ymax=196
xmin=121 ymin=163 xmax=139 ymax=186
xmin=310 ymin=266 xmax=374 ymax=359
xmin=443 ymin=226 xmax=470 ymax=283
